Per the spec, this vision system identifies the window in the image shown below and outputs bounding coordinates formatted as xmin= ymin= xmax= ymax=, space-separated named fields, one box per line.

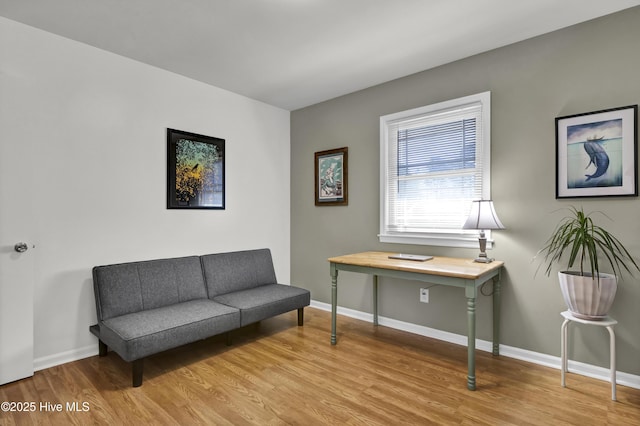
xmin=379 ymin=92 xmax=491 ymax=247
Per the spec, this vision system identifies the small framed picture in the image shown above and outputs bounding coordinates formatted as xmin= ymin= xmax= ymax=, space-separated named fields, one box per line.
xmin=315 ymin=147 xmax=348 ymax=206
xmin=555 ymin=105 xmax=637 ymax=198
xmin=167 ymin=128 xmax=225 ymax=209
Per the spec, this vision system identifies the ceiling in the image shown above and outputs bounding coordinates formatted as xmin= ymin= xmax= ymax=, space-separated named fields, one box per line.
xmin=2 ymin=0 xmax=639 ymax=110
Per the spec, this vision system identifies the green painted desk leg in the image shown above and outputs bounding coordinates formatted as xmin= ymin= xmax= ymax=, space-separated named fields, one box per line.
xmin=492 ymin=273 xmax=501 ymax=356
xmin=373 ymin=275 xmax=379 ymax=326
xmin=467 ymin=296 xmax=477 ymax=391
xmin=331 ymin=263 xmax=338 ymax=345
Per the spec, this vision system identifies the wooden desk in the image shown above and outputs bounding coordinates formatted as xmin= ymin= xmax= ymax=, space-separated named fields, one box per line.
xmin=328 ymin=251 xmax=504 ymax=391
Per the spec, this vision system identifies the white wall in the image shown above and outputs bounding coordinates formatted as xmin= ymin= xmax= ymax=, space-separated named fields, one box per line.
xmin=0 ymin=17 xmax=291 ymax=366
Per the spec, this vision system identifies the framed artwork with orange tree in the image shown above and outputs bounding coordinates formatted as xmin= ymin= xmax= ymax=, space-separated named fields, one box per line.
xmin=167 ymin=128 xmax=225 ymax=209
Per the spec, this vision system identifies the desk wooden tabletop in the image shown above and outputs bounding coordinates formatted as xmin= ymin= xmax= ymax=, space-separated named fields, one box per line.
xmin=328 ymin=251 xmax=504 ymax=280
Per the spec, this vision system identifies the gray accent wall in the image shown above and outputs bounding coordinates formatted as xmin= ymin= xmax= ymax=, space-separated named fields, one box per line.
xmin=291 ymin=7 xmax=640 ymax=376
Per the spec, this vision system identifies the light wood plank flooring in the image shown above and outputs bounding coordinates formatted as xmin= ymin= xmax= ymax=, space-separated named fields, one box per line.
xmin=1 ymin=307 xmax=639 ymax=425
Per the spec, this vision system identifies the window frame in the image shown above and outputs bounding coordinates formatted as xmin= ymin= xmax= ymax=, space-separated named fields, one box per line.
xmin=379 ymin=91 xmax=492 ymax=248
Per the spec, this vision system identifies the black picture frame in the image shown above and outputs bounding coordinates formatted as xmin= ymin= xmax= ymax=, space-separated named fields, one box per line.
xmin=167 ymin=128 xmax=225 ymax=209
xmin=555 ymin=105 xmax=637 ymax=198
xmin=315 ymin=147 xmax=348 ymax=206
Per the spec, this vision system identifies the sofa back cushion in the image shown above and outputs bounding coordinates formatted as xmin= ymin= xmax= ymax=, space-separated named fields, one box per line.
xmin=200 ymin=248 xmax=277 ymax=298
xmin=93 ymin=256 xmax=207 ymax=321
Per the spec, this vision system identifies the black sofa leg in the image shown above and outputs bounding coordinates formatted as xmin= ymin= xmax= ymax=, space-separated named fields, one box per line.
xmin=298 ymin=308 xmax=304 ymax=326
xmin=98 ymin=340 xmax=108 ymax=357
xmin=225 ymin=331 xmax=232 ymax=346
xmin=132 ymin=359 xmax=143 ymax=387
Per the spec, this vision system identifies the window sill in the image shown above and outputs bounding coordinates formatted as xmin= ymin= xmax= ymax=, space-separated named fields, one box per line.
xmin=378 ymin=232 xmax=494 ymax=249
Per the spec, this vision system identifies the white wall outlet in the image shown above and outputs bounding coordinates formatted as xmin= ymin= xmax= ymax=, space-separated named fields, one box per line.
xmin=420 ymin=288 xmax=429 ymax=303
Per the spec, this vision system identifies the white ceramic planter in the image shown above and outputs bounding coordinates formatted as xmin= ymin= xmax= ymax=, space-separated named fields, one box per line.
xmin=558 ymin=271 xmax=617 ymax=320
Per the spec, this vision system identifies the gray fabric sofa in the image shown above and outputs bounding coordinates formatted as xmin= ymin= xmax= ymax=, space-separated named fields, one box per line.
xmin=89 ymin=248 xmax=310 ymax=387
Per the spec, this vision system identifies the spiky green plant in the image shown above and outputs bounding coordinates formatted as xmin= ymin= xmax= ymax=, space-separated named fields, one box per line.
xmin=537 ymin=206 xmax=639 ymax=280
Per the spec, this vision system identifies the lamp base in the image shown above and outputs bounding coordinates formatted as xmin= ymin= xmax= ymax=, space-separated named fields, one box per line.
xmin=473 ymin=232 xmax=494 ymax=263
xmin=473 ymin=256 xmax=494 ymax=263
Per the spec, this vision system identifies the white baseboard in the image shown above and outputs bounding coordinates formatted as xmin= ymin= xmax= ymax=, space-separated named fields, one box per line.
xmin=310 ymin=300 xmax=640 ymax=390
xmin=34 ymin=344 xmax=98 ymax=372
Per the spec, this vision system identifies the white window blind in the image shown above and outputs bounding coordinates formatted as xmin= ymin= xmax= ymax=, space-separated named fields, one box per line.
xmin=379 ymin=92 xmax=491 ymax=247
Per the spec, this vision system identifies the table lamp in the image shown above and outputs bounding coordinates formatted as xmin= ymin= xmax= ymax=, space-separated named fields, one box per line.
xmin=462 ymin=200 xmax=505 ymax=263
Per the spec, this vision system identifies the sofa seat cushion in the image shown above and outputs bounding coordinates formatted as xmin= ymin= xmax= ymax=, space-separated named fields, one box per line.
xmin=212 ymin=284 xmax=310 ymax=326
xmin=100 ymin=299 xmax=240 ymax=362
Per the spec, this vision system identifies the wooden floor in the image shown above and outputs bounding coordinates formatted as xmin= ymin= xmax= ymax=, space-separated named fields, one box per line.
xmin=1 ymin=308 xmax=639 ymax=425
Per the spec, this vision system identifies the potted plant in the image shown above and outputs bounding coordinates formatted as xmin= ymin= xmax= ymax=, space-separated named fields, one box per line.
xmin=537 ymin=206 xmax=639 ymax=320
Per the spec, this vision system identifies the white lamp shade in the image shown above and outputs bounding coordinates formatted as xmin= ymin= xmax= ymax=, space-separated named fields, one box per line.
xmin=462 ymin=200 xmax=505 ymax=230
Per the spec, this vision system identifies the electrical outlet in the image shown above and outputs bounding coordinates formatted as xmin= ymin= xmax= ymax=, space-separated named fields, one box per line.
xmin=420 ymin=288 xmax=429 ymax=303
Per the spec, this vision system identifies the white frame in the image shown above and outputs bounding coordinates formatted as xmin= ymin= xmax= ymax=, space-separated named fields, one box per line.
xmin=379 ymin=92 xmax=491 ymax=247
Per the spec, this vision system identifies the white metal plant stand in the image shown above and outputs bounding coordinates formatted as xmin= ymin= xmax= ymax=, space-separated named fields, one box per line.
xmin=560 ymin=310 xmax=617 ymax=401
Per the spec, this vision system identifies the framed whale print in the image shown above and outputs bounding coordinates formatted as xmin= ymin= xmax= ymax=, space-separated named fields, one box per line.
xmin=556 ymin=105 xmax=637 ymax=198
